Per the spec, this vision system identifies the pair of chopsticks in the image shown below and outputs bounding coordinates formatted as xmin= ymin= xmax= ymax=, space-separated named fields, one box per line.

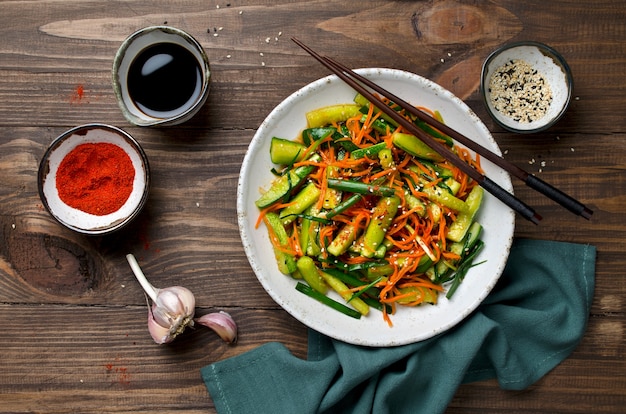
xmin=292 ymin=38 xmax=593 ymax=224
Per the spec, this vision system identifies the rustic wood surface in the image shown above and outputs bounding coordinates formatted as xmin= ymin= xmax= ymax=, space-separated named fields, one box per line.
xmin=1 ymin=0 xmax=624 ymax=412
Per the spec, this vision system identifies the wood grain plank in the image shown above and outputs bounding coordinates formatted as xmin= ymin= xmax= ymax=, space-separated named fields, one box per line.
xmin=0 ymin=304 xmax=307 ymax=413
xmin=0 ymin=1 xmax=623 ymax=132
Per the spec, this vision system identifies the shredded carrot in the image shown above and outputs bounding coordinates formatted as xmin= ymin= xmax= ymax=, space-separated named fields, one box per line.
xmin=343 ymin=167 xmax=373 ymax=178
xmin=317 ymin=225 xmax=335 ymax=259
xmin=255 ymin=200 xmax=297 ymax=229
xmin=287 ymin=221 xmax=302 ymax=257
xmin=316 ymin=168 xmax=329 ymax=210
xmin=368 ymin=168 xmax=395 ymax=182
xmin=263 ymin=216 xmax=297 ymax=256
xmin=416 ymin=106 xmax=436 ymax=118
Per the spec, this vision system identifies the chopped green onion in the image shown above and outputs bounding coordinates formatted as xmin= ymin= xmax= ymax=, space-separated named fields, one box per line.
xmin=322 ymin=268 xmax=381 ymax=297
xmin=295 ymin=282 xmax=361 ymax=319
xmin=446 ymin=240 xmax=485 ymax=299
xmin=278 ymin=213 xmax=331 ymax=224
xmin=325 ymin=193 xmax=363 ymax=218
xmin=327 ymin=178 xmax=396 ymax=197
xmin=348 ymin=277 xmax=382 ymax=303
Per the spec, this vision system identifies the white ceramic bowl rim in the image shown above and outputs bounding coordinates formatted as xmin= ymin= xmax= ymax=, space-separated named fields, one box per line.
xmin=481 ymin=41 xmax=573 ymax=134
xmin=38 ymin=123 xmax=150 ymax=235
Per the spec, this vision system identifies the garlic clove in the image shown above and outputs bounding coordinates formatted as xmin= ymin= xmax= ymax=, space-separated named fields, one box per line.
xmin=195 ymin=311 xmax=238 ymax=344
xmin=153 ymin=286 xmax=196 ymax=324
xmin=148 ymin=304 xmax=175 ymax=344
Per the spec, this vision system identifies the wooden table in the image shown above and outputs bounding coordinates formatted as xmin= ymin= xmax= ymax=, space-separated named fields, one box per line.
xmin=1 ymin=1 xmax=624 ymax=412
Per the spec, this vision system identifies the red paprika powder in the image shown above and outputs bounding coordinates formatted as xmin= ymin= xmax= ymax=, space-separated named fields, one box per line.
xmin=56 ymin=143 xmax=135 ymax=215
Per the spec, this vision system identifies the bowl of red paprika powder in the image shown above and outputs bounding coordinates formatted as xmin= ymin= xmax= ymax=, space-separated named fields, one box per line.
xmin=38 ymin=124 xmax=150 ymax=235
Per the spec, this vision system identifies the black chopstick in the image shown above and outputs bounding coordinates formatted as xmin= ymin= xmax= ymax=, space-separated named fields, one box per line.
xmin=324 ymin=56 xmax=593 ymax=221
xmin=292 ymin=37 xmax=542 ymax=225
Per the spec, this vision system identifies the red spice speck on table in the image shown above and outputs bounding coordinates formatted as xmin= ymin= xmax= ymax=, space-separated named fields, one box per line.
xmin=69 ymin=84 xmax=86 ymax=104
xmin=104 ymin=358 xmax=131 ymax=386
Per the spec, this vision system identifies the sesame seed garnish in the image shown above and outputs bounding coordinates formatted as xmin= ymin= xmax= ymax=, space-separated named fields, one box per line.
xmin=489 ymin=59 xmax=553 ymax=123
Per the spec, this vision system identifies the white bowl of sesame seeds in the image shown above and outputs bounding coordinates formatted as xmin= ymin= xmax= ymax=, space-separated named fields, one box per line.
xmin=480 ymin=41 xmax=573 ymax=133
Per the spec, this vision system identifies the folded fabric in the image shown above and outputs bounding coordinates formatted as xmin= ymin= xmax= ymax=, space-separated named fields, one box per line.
xmin=201 ymin=238 xmax=596 ymax=414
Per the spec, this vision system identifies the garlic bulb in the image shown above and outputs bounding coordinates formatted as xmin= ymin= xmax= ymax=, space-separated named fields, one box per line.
xmin=147 ymin=286 xmax=196 ymax=344
xmin=126 ymin=254 xmax=238 ymax=345
xmin=126 ymin=254 xmax=195 ymax=344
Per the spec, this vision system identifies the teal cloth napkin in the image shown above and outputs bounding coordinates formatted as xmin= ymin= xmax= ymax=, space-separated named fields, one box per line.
xmin=201 ymin=238 xmax=596 ymax=414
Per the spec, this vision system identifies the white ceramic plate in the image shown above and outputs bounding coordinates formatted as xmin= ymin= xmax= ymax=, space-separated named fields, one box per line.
xmin=237 ymin=68 xmax=515 ymax=346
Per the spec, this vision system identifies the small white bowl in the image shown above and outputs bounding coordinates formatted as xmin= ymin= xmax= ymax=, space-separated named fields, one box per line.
xmin=481 ymin=41 xmax=573 ymax=133
xmin=38 ymin=124 xmax=150 ymax=235
xmin=112 ymin=26 xmax=211 ymax=127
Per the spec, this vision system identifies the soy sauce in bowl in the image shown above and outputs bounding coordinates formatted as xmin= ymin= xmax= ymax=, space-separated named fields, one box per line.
xmin=127 ymin=42 xmax=202 ymax=118
xmin=112 ymin=26 xmax=211 ymax=127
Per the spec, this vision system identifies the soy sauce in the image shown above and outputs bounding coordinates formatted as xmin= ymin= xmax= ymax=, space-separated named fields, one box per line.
xmin=127 ymin=42 xmax=202 ymax=118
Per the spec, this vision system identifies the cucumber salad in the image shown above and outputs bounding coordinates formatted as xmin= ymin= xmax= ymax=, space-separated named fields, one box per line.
xmin=255 ymin=93 xmax=485 ymax=325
